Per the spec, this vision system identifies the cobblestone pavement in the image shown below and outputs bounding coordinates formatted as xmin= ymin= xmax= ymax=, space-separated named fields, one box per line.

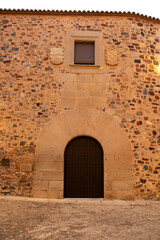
xmin=0 ymin=196 xmax=160 ymax=240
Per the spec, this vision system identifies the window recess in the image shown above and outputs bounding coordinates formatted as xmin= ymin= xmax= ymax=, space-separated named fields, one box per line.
xmin=74 ymin=41 xmax=95 ymax=65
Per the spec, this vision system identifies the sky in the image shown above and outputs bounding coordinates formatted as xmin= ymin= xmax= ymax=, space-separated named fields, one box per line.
xmin=0 ymin=0 xmax=160 ymax=19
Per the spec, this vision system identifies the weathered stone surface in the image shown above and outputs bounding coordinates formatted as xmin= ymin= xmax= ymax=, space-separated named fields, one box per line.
xmin=34 ymin=109 xmax=133 ymax=199
xmin=105 ymin=47 xmax=119 ymax=66
xmin=32 ymin=181 xmax=48 ymax=191
xmin=0 ymin=158 xmax=10 ymax=166
xmin=104 ymin=190 xmax=134 ymax=199
xmin=48 ymin=181 xmax=63 ymax=190
xmin=34 ymin=171 xmax=63 ymax=181
xmin=50 ymin=47 xmax=64 ymax=65
xmin=47 ymin=190 xmax=63 ymax=199
xmin=78 ymin=74 xmax=93 ymax=83
xmin=0 ymin=12 xmax=159 ymax=200
xmin=20 ymin=164 xmax=32 ymax=172
xmin=0 ymin=197 xmax=160 ymax=240
xmin=112 ymin=181 xmax=133 ymax=190
xmin=34 ymin=161 xmax=63 ymax=171
xmin=32 ymin=190 xmax=47 ymax=198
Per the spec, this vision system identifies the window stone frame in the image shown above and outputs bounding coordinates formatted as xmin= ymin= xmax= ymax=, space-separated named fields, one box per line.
xmin=65 ymin=31 xmax=104 ymax=67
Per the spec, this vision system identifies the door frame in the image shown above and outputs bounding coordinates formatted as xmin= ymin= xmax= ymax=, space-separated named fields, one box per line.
xmin=33 ymin=109 xmax=133 ymax=199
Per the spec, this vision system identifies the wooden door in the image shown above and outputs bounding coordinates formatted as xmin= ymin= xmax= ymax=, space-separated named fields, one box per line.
xmin=64 ymin=136 xmax=104 ymax=198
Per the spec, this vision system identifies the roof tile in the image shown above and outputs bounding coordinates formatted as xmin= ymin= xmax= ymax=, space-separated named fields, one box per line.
xmin=0 ymin=8 xmax=159 ymax=22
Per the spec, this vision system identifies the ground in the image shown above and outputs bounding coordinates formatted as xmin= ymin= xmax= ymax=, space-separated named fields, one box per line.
xmin=0 ymin=196 xmax=160 ymax=240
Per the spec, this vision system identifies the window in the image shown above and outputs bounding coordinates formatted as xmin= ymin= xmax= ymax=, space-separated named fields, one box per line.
xmin=74 ymin=41 xmax=95 ymax=65
xmin=66 ymin=31 xmax=104 ymax=68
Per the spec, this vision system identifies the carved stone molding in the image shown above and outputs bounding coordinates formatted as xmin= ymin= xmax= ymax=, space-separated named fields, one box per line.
xmin=105 ymin=47 xmax=119 ymax=66
xmin=50 ymin=47 xmax=64 ymax=65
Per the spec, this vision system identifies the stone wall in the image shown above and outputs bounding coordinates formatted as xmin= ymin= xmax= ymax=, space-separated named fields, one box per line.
xmin=0 ymin=13 xmax=159 ymax=199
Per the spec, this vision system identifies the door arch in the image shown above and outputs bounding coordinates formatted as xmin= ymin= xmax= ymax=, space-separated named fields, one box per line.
xmin=64 ymin=136 xmax=104 ymax=198
xmin=33 ymin=109 xmax=133 ymax=199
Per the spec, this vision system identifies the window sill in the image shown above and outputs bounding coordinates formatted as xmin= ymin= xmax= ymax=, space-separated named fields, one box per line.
xmin=69 ymin=64 xmax=100 ymax=74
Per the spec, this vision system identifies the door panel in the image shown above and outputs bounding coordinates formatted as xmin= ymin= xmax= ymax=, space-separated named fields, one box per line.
xmin=64 ymin=136 xmax=104 ymax=198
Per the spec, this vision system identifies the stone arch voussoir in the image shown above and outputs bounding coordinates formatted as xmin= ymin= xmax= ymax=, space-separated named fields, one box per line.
xmin=33 ymin=109 xmax=134 ymax=199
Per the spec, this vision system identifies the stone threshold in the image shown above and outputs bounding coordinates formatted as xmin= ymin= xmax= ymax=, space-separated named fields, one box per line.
xmin=0 ymin=196 xmax=159 ymax=205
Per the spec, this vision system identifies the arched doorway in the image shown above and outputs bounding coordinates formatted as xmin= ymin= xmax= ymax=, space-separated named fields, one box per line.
xmin=64 ymin=136 xmax=104 ymax=198
xmin=33 ymin=109 xmax=133 ymax=199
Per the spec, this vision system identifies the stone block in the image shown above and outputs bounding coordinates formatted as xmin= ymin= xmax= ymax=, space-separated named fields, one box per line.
xmin=59 ymin=97 xmax=75 ymax=108
xmin=96 ymin=82 xmax=106 ymax=90
xmin=20 ymin=164 xmax=32 ymax=172
xmin=112 ymin=181 xmax=133 ymax=191
xmin=83 ymin=83 xmax=96 ymax=90
xmin=20 ymin=155 xmax=35 ymax=164
xmin=63 ymin=81 xmax=75 ymax=90
xmin=105 ymin=48 xmax=119 ymax=66
xmin=76 ymin=97 xmax=91 ymax=108
xmin=73 ymin=82 xmax=84 ymax=90
xmin=50 ymin=47 xmax=64 ymax=65
xmin=34 ymin=161 xmax=63 ymax=171
xmin=51 ymin=47 xmax=63 ymax=55
xmin=78 ymin=74 xmax=93 ymax=82
xmin=33 ymin=181 xmax=49 ymax=191
xmin=95 ymin=74 xmax=108 ymax=83
xmin=47 ymin=190 xmax=63 ymax=199
xmin=0 ymin=158 xmax=10 ymax=166
xmin=35 ymin=154 xmax=63 ymax=162
xmin=70 ymin=65 xmax=99 ymax=74
xmin=89 ymin=90 xmax=105 ymax=97
xmin=34 ymin=171 xmax=63 ymax=181
xmin=104 ymin=181 xmax=112 ymax=191
xmin=32 ymin=190 xmax=48 ymax=198
xmin=60 ymin=74 xmax=77 ymax=82
xmin=106 ymin=159 xmax=132 ymax=171
xmin=104 ymin=190 xmax=134 ymax=200
xmin=90 ymin=97 xmax=105 ymax=108
xmin=78 ymin=108 xmax=89 ymax=119
xmin=50 ymin=55 xmax=63 ymax=65
xmin=48 ymin=181 xmax=63 ymax=191
xmin=62 ymin=90 xmax=89 ymax=98
xmin=104 ymin=169 xmax=133 ymax=181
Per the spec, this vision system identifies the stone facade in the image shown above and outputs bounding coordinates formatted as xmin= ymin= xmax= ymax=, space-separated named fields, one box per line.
xmin=0 ymin=10 xmax=160 ymax=199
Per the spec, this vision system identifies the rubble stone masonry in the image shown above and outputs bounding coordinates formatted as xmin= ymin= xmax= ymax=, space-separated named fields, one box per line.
xmin=0 ymin=11 xmax=159 ymax=199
